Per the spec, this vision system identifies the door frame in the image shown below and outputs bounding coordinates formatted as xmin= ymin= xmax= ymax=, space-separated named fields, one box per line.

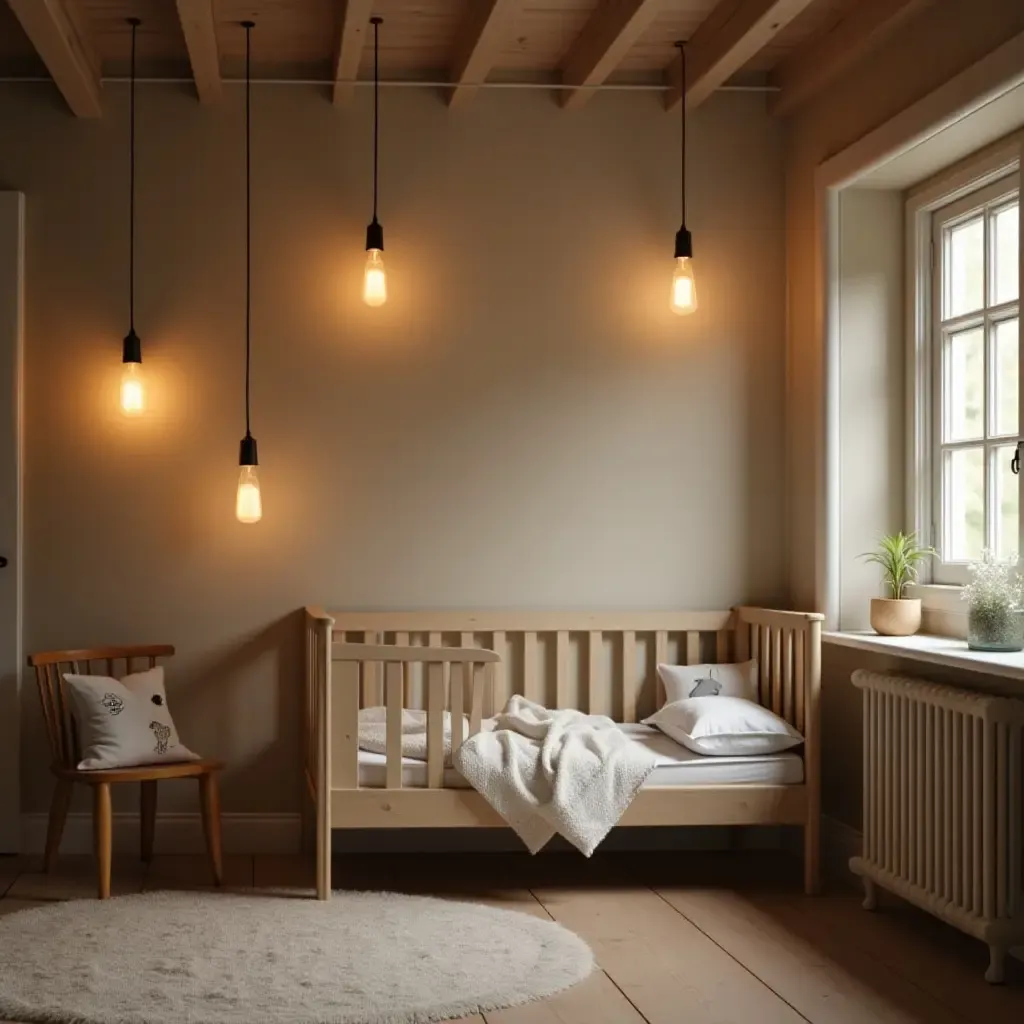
xmin=0 ymin=193 xmax=24 ymax=853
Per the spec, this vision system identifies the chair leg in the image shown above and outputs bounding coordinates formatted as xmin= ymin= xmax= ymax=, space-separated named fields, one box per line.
xmin=44 ymin=779 xmax=73 ymax=873
xmin=93 ymin=783 xmax=112 ymax=900
xmin=140 ymin=781 xmax=157 ymax=864
xmin=198 ymin=772 xmax=223 ymax=887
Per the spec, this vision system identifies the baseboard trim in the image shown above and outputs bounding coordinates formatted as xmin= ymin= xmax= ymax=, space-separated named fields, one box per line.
xmin=21 ymin=812 xmax=302 ymax=856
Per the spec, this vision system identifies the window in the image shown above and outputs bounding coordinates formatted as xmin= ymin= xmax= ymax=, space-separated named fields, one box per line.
xmin=925 ymin=170 xmax=1020 ymax=583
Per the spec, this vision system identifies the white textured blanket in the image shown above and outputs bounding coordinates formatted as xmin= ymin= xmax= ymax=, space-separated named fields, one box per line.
xmin=453 ymin=696 xmax=659 ymax=856
xmin=357 ymin=707 xmax=477 ymax=764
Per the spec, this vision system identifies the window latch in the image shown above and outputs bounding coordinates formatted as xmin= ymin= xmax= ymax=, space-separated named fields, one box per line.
xmin=1013 ymin=443 xmax=1021 ymax=476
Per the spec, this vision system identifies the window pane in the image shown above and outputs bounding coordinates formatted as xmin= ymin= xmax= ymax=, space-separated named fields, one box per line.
xmin=993 ymin=445 xmax=1020 ymax=560
xmin=946 ymin=216 xmax=984 ymax=317
xmin=946 ymin=446 xmax=985 ymax=562
xmin=991 ymin=202 xmax=1019 ymax=305
xmin=993 ymin=318 xmax=1019 ymax=437
xmin=945 ymin=326 xmax=984 ymax=442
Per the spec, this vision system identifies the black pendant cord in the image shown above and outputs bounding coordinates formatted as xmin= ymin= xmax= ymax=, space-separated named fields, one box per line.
xmin=372 ymin=16 xmax=381 ymax=225
xmin=128 ymin=18 xmax=138 ymax=334
xmin=677 ymin=41 xmax=686 ymax=227
xmin=244 ymin=21 xmax=253 ymax=440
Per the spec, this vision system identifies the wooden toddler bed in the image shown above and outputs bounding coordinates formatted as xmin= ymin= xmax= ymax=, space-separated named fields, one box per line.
xmin=302 ymin=607 xmax=823 ymax=900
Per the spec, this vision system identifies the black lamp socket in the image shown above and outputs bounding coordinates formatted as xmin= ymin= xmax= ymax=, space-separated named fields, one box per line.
xmin=122 ymin=328 xmax=142 ymax=364
xmin=365 ymin=219 xmax=384 ymax=252
xmin=239 ymin=434 xmax=259 ymax=467
xmin=674 ymin=227 xmax=693 ymax=260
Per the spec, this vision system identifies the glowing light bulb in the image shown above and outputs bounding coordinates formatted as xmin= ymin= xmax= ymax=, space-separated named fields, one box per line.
xmin=120 ymin=361 xmax=144 ymax=416
xmin=670 ymin=256 xmax=698 ymax=316
xmin=236 ymin=465 xmax=262 ymax=524
xmin=363 ymin=249 xmax=387 ymax=307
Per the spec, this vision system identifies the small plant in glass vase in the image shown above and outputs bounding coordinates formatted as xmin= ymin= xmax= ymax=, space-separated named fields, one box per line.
xmin=961 ymin=551 xmax=1024 ymax=652
xmin=860 ymin=532 xmax=935 ymax=637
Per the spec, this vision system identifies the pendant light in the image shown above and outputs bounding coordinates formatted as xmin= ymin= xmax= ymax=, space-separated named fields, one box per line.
xmin=120 ymin=17 xmax=144 ymax=414
xmin=670 ymin=41 xmax=698 ymax=316
xmin=236 ymin=20 xmax=262 ymax=525
xmin=362 ymin=16 xmax=387 ymax=307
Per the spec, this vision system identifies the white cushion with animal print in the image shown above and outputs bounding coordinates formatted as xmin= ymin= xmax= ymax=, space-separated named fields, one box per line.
xmin=62 ymin=666 xmax=199 ymax=770
xmin=642 ymin=696 xmax=803 ymax=756
xmin=657 ymin=660 xmax=758 ymax=703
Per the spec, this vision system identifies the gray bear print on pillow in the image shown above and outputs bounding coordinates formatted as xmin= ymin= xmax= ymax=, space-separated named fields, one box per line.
xmin=149 ymin=720 xmax=171 ymax=755
xmin=688 ymin=669 xmax=722 ymax=698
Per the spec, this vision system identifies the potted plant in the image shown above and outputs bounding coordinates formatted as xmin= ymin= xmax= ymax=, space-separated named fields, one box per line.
xmin=961 ymin=550 xmax=1024 ymax=652
xmin=860 ymin=532 xmax=935 ymax=636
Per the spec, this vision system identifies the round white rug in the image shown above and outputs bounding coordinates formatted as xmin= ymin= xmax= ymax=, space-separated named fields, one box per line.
xmin=0 ymin=891 xmax=594 ymax=1024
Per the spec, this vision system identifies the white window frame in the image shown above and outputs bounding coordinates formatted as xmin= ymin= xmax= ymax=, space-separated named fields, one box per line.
xmin=906 ymin=137 xmax=1023 ymax=586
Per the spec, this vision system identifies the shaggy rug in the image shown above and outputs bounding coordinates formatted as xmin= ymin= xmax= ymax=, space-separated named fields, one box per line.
xmin=0 ymin=891 xmax=595 ymax=1024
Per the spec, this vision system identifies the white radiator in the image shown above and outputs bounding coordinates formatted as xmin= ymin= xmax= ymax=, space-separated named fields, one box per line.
xmin=850 ymin=670 xmax=1024 ymax=983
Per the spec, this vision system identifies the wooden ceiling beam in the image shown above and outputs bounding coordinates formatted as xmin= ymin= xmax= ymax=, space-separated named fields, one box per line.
xmin=6 ymin=0 xmax=102 ymax=117
xmin=448 ymin=0 xmax=519 ymax=107
xmin=768 ymin=0 xmax=932 ymax=116
xmin=560 ymin=0 xmax=664 ymax=110
xmin=665 ymin=0 xmax=815 ymax=112
xmin=333 ymin=0 xmax=376 ymax=105
xmin=174 ymin=0 xmax=222 ymax=104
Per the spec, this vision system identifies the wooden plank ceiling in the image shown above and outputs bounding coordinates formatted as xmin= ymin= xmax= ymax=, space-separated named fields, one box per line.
xmin=1 ymin=0 xmax=931 ymax=118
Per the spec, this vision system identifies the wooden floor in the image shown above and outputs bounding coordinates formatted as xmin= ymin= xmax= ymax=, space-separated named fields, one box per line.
xmin=0 ymin=850 xmax=1021 ymax=1022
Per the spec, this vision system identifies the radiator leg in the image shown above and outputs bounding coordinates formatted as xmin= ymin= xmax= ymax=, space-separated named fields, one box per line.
xmin=861 ymin=877 xmax=877 ymax=911
xmin=985 ymin=945 xmax=1006 ymax=985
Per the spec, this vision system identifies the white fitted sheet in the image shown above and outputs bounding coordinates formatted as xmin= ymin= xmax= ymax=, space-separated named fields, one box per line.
xmin=355 ymin=723 xmax=804 ymax=789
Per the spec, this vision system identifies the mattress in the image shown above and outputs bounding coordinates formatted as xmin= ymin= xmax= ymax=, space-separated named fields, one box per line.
xmin=355 ymin=722 xmax=804 ymax=788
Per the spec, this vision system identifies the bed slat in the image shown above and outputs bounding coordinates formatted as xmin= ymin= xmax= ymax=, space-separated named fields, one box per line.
xmin=621 ymin=631 xmax=636 ymax=723
xmin=333 ymin=661 xmax=358 ymax=790
xmin=556 ymin=631 xmax=569 ymax=709
xmin=427 ymin=664 xmax=444 ymax=789
xmin=386 ymin=666 xmax=403 ymax=790
xmin=772 ymin=627 xmax=783 ymax=716
xmin=782 ymin=629 xmax=794 ymax=723
xmin=364 ymin=631 xmax=382 ymax=708
xmin=523 ymin=632 xmax=538 ymax=702
xmin=491 ymin=631 xmax=506 ymax=715
xmin=588 ymin=631 xmax=601 ymax=715
xmin=654 ymin=630 xmax=667 ymax=708
xmin=470 ymin=664 xmax=484 ymax=736
xmin=450 ymin=666 xmax=465 ymax=756
xmin=395 ymin=632 xmax=411 ymax=705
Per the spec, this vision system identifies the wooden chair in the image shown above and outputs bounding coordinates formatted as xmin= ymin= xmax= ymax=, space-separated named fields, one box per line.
xmin=27 ymin=645 xmax=223 ymax=899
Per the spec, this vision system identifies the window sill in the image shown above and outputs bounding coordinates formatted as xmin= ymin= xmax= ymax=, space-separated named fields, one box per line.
xmin=823 ymin=630 xmax=1024 ymax=685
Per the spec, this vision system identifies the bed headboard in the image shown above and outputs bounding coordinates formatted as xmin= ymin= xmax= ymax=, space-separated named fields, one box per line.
xmin=305 ymin=607 xmax=822 ymax=731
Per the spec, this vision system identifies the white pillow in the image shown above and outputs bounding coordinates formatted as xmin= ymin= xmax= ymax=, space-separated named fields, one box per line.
xmin=63 ymin=666 xmax=199 ymax=770
xmin=657 ymin=660 xmax=758 ymax=703
xmin=643 ymin=696 xmax=802 ymax=756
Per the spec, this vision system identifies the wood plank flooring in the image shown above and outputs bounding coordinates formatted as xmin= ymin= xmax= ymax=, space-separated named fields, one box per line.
xmin=0 ymin=850 xmax=1020 ymax=1023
